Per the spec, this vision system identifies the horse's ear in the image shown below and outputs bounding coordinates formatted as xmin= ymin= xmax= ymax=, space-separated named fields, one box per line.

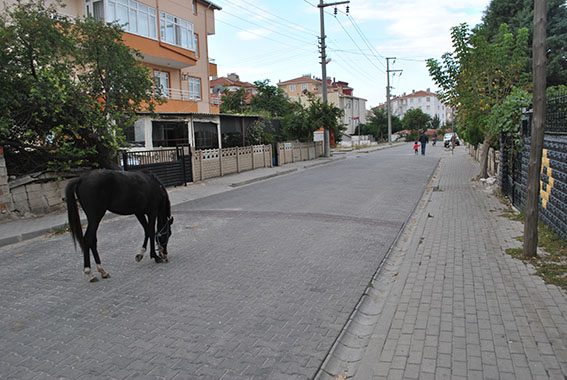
xmin=169 ymin=216 xmax=174 ymax=225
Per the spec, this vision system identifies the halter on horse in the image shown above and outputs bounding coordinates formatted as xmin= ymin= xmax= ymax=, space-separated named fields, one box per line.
xmin=66 ymin=170 xmax=174 ymax=282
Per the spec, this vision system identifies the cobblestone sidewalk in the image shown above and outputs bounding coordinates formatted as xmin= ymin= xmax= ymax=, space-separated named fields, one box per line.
xmin=324 ymin=148 xmax=567 ymax=380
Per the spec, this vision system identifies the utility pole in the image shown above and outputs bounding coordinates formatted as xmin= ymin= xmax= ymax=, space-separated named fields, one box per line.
xmin=386 ymin=57 xmax=402 ymax=144
xmin=523 ymin=0 xmax=547 ymax=258
xmin=318 ymin=0 xmax=349 ymax=157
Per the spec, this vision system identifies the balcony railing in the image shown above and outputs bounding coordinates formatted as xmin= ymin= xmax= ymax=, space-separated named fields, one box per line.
xmin=155 ymin=87 xmax=201 ymax=102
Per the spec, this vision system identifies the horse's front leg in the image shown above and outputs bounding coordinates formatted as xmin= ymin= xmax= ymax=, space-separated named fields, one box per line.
xmin=135 ymin=213 xmax=150 ymax=262
xmin=148 ymin=214 xmax=163 ymax=263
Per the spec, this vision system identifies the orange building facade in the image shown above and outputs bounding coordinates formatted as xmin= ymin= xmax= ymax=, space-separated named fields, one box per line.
xmin=9 ymin=0 xmax=222 ymax=149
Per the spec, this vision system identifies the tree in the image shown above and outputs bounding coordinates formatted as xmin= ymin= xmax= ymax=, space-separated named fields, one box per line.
xmin=402 ymin=109 xmax=431 ymax=136
xmin=430 ymin=115 xmax=441 ymax=130
xmin=0 ymin=0 xmax=159 ymax=174
xmin=361 ymin=107 xmax=401 ymax=141
xmin=220 ymin=88 xmax=248 ymax=114
xmin=249 ymin=80 xmax=290 ymax=117
xmin=427 ymin=23 xmax=529 ymax=178
xmin=281 ymin=93 xmax=344 ymax=142
xmin=482 ymin=0 xmax=566 ymax=86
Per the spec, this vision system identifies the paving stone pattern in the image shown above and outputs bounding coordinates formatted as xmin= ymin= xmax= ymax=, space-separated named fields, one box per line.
xmin=0 ymin=144 xmax=434 ymax=380
xmin=355 ymin=148 xmax=567 ymax=380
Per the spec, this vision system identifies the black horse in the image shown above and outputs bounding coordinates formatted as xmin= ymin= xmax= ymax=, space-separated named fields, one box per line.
xmin=65 ymin=170 xmax=174 ymax=282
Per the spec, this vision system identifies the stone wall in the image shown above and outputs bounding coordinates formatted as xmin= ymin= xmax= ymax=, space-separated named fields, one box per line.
xmin=8 ymin=173 xmax=74 ymax=218
xmin=0 ymin=147 xmax=14 ymax=218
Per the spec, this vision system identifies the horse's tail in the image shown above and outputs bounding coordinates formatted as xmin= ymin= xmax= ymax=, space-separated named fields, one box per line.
xmin=65 ymin=178 xmax=87 ymax=253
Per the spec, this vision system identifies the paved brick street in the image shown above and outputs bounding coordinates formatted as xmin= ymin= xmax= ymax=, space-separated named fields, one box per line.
xmin=0 ymin=144 xmax=436 ymax=380
xmin=318 ymin=147 xmax=567 ymax=380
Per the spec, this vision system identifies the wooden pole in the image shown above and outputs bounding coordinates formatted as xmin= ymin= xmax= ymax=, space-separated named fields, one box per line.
xmin=523 ymin=0 xmax=547 ymax=258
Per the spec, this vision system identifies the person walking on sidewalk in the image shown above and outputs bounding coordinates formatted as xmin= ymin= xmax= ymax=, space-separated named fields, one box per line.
xmin=419 ymin=131 xmax=428 ymax=155
xmin=413 ymin=141 xmax=419 ymax=155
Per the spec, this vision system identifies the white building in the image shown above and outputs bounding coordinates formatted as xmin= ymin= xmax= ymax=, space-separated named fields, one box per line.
xmin=390 ymin=89 xmax=453 ymax=124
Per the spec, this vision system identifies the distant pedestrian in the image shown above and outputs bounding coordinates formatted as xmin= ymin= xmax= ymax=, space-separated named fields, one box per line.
xmin=413 ymin=142 xmax=419 ymax=155
xmin=419 ymin=132 xmax=428 ymax=155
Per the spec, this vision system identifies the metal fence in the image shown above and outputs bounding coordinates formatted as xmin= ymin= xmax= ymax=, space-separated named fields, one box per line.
xmin=547 ymin=89 xmax=567 ymax=134
xmin=121 ymin=146 xmax=192 ymax=187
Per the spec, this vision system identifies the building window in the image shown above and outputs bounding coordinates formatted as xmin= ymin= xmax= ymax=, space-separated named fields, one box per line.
xmin=192 ymin=0 xmax=197 ymax=14
xmin=409 ymin=99 xmax=413 ymax=104
xmin=104 ymin=0 xmax=157 ymax=39
xmin=290 ymin=84 xmax=296 ymax=91
xmin=193 ymin=34 xmax=199 ymax=58
xmin=426 ymin=105 xmax=431 ymax=111
xmin=154 ymin=70 xmax=170 ymax=98
xmin=301 ymin=83 xmax=308 ymax=91
xmin=188 ymin=77 xmax=201 ymax=100
xmin=160 ymin=11 xmax=194 ymax=51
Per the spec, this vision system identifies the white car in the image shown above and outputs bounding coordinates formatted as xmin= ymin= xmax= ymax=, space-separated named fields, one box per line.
xmin=443 ymin=133 xmax=460 ymax=148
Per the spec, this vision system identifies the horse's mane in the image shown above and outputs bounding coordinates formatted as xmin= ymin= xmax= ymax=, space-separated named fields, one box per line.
xmin=141 ymin=170 xmax=171 ymax=216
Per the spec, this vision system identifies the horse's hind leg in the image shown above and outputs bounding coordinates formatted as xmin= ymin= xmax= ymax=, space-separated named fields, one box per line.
xmin=135 ymin=213 xmax=150 ymax=262
xmin=84 ymin=215 xmax=110 ymax=280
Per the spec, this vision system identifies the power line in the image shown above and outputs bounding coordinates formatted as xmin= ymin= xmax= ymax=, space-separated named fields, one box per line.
xmin=216 ymin=7 xmax=315 ymax=46
xmin=235 ymin=0 xmax=320 ymax=36
xmin=346 ymin=13 xmax=386 ymax=69
xmin=215 ymin=18 xmax=316 ymax=51
xmin=331 ymin=14 xmax=385 ymax=74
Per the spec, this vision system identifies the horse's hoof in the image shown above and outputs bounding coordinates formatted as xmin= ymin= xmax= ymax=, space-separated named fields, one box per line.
xmin=163 ymin=255 xmax=169 ymax=263
xmin=90 ymin=276 xmax=99 ymax=283
xmin=135 ymin=254 xmax=143 ymax=262
xmin=154 ymin=256 xmax=163 ymax=263
xmin=101 ymin=272 xmax=111 ymax=279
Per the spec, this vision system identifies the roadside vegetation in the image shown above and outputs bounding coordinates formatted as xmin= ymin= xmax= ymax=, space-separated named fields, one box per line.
xmin=501 ymin=210 xmax=567 ymax=290
xmin=0 ymin=0 xmax=161 ymax=175
xmin=220 ymin=80 xmax=346 ymax=144
xmin=426 ymin=0 xmax=567 ymax=179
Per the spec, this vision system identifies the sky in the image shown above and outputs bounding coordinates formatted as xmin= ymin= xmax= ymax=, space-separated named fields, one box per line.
xmin=207 ymin=0 xmax=492 ymax=109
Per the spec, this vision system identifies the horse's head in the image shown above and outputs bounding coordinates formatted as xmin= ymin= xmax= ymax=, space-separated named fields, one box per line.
xmin=156 ymin=215 xmax=174 ymax=262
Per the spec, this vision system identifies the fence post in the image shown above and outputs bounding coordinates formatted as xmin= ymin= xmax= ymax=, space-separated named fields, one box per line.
xmin=292 ymin=144 xmax=295 ymax=163
xmin=236 ymin=146 xmax=240 ymax=173
xmin=190 ymin=146 xmax=196 ymax=183
xmin=219 ymin=148 xmax=223 ymax=177
xmin=263 ymin=145 xmax=267 ymax=167
xmin=199 ymin=150 xmax=204 ymax=181
xmin=252 ymin=146 xmax=255 ymax=170
xmin=122 ymin=151 xmax=129 ymax=171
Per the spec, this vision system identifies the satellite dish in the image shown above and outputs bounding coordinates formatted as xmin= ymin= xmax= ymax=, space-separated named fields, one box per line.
xmin=213 ymin=84 xmax=224 ymax=94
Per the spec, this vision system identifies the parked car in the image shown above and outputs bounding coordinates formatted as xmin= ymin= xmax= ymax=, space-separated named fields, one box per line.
xmin=443 ymin=133 xmax=460 ymax=148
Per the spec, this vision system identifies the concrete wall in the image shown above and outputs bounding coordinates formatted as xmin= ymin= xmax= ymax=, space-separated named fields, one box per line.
xmin=276 ymin=142 xmax=323 ymax=166
xmin=192 ymin=144 xmax=272 ymax=182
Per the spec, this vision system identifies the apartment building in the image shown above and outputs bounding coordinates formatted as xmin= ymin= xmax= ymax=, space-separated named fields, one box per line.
xmin=278 ymin=75 xmax=367 ymax=135
xmin=210 ymin=73 xmax=257 ymax=104
xmin=9 ymin=0 xmax=222 ymax=149
xmin=390 ymin=89 xmax=453 ymax=125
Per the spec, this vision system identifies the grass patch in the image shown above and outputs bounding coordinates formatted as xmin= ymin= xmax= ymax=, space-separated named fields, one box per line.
xmin=50 ymin=224 xmax=70 ymax=236
xmin=503 ymin=216 xmax=567 ymax=290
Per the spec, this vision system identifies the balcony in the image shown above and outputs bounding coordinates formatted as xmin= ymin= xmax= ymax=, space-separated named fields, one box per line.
xmin=156 ymin=87 xmax=201 ymax=102
xmin=153 ymin=87 xmax=200 ymax=113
